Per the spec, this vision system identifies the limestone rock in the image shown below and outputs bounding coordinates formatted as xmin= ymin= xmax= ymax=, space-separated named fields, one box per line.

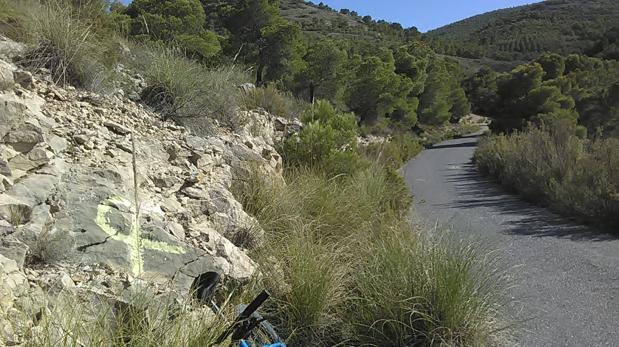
xmin=0 ymin=175 xmax=12 ymax=193
xmin=8 ymin=147 xmax=53 ymax=175
xmin=13 ymin=70 xmax=34 ymax=90
xmin=0 ymin=52 xmax=291 ymax=323
xmin=0 ymin=99 xmax=27 ymax=140
xmin=72 ymin=134 xmax=89 ymax=145
xmin=2 ymin=123 xmax=45 ymax=154
xmin=47 ymin=135 xmax=68 ymax=154
xmin=0 ymin=60 xmax=14 ymax=91
xmin=189 ymin=223 xmax=255 ymax=281
xmin=166 ymin=221 xmax=185 ymax=241
xmin=103 ymin=121 xmax=130 ymax=135
xmin=0 ymin=220 xmax=13 ymax=236
xmin=0 ymin=236 xmax=28 ymax=269
xmin=0 ymin=36 xmax=25 ymax=61
xmin=0 ymin=253 xmax=33 ymax=346
xmin=0 ymin=159 xmax=9 ymax=177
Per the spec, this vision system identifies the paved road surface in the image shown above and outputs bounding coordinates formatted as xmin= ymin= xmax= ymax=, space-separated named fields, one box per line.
xmin=402 ymin=132 xmax=619 ymax=347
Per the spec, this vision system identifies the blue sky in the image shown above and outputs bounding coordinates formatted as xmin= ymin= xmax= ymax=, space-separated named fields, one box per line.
xmin=309 ymin=0 xmax=543 ymax=32
xmin=120 ymin=0 xmax=543 ymax=33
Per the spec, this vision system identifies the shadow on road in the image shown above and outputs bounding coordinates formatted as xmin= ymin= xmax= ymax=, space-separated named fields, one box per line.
xmin=440 ymin=163 xmax=618 ymax=242
xmin=430 ymin=141 xmax=478 ymax=150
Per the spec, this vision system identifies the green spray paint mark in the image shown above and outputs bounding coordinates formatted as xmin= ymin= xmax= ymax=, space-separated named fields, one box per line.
xmin=95 ymin=195 xmax=185 ymax=276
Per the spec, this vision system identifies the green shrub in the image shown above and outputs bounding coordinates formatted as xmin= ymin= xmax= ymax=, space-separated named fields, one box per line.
xmin=242 ymin=84 xmax=307 ymax=119
xmin=359 ymin=118 xmax=392 ymax=137
xmin=282 ymin=100 xmax=364 ymax=177
xmin=132 ymin=44 xmax=251 ymax=133
xmin=475 ymin=120 xmax=619 ymax=227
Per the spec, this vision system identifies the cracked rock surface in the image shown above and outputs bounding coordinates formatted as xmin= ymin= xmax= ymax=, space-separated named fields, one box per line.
xmin=0 ymin=36 xmax=298 ymax=344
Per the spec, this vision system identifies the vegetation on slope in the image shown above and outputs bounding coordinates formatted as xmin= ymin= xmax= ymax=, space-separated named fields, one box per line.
xmin=449 ymin=5 xmax=619 ymax=230
xmin=0 ymin=1 xmax=511 ymax=346
xmin=427 ymin=0 xmax=619 ymax=62
xmin=280 ymin=0 xmax=421 ymax=44
xmin=236 ymin=101 xmax=508 ymax=346
xmin=464 ymin=53 xmax=619 ymax=137
xmin=475 ymin=120 xmax=619 ymax=228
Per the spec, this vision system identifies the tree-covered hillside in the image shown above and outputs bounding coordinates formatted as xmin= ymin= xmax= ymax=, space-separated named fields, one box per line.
xmin=279 ymin=0 xmax=421 ymax=43
xmin=427 ymin=0 xmax=619 ymax=61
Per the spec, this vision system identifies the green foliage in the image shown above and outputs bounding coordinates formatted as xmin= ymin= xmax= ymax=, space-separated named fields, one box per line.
xmin=349 ymin=229 xmax=505 ymax=346
xmin=236 ymin=164 xmax=506 ymax=346
xmin=282 ymin=100 xmax=365 ymax=177
xmin=394 ymin=42 xmax=431 ymax=96
xmin=175 ymin=32 xmax=221 ymax=61
xmin=126 ymin=0 xmax=205 ymax=40
xmin=242 ymin=84 xmax=307 ymax=119
xmin=444 ymin=58 xmax=472 ymax=122
xmin=564 ymin=53 xmax=604 ymax=74
xmin=293 ymin=39 xmax=346 ymax=103
xmin=587 ymin=26 xmax=619 ymax=60
xmin=363 ymin=134 xmax=423 ymax=169
xmin=535 ymin=52 xmax=566 ymax=80
xmin=27 ymin=290 xmax=241 ymax=347
xmin=125 ymin=0 xmax=221 ymax=60
xmin=427 ymin=0 xmax=619 ymax=61
xmin=525 ymin=85 xmax=578 ymax=125
xmin=213 ymin=0 xmax=303 ymax=85
xmin=466 ymin=52 xmax=618 ymax=135
xmin=221 ymin=0 xmax=280 ymax=56
xmin=134 ymin=44 xmax=250 ymax=133
xmin=418 ymin=59 xmax=453 ymax=125
xmin=14 ymin=0 xmax=117 ymax=90
xmin=475 ymin=120 xmax=619 ymax=227
xmin=487 ymin=63 xmax=579 ymax=131
xmin=258 ymin=18 xmax=303 ymax=83
xmin=497 ymin=63 xmax=544 ymax=105
xmin=449 ymin=87 xmax=472 ymax=122
xmin=464 ymin=66 xmax=499 ymax=115
xmin=346 ymin=54 xmax=417 ymax=125
xmin=555 ymin=58 xmax=619 ymax=136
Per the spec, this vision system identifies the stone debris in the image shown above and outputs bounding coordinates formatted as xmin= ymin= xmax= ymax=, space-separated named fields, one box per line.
xmin=0 ymin=36 xmax=300 ymax=345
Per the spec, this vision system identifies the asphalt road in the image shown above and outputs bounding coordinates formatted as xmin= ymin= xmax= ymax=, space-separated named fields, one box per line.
xmin=402 ymin=132 xmax=619 ymax=347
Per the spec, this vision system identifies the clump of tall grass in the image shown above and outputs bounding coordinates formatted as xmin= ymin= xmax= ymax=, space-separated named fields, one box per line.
xmin=475 ymin=120 xmax=619 ymax=227
xmin=258 ymin=223 xmax=349 ymax=344
xmin=13 ymin=0 xmax=117 ymax=91
xmin=349 ymin=224 xmax=507 ymax=346
xmin=363 ymin=133 xmax=423 ymax=168
xmin=236 ymin=165 xmax=508 ymax=346
xmin=242 ymin=84 xmax=307 ymax=119
xmin=131 ymin=43 xmax=251 ymax=134
xmin=26 ymin=288 xmax=239 ymax=347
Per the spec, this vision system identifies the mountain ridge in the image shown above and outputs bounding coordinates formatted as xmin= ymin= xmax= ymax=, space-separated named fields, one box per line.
xmin=425 ymin=0 xmax=619 ymax=61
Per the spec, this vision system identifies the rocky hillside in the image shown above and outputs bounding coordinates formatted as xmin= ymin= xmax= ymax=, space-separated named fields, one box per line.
xmin=0 ymin=35 xmax=299 ymax=344
xmin=280 ymin=0 xmax=419 ymax=43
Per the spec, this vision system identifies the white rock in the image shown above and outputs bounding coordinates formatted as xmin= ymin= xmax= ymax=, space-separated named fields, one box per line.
xmin=0 ymin=60 xmax=15 ymax=91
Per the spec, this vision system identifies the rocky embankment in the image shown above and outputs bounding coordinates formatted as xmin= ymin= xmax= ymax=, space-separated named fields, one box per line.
xmin=0 ymin=36 xmax=298 ymax=344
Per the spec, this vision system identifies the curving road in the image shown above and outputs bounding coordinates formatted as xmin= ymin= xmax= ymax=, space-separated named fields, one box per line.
xmin=402 ymin=132 xmax=619 ymax=347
